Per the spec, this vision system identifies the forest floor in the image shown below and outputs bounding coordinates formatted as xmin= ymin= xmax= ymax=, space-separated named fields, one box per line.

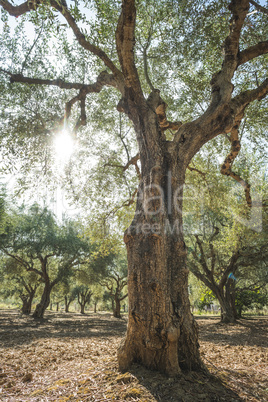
xmin=0 ymin=310 xmax=267 ymax=402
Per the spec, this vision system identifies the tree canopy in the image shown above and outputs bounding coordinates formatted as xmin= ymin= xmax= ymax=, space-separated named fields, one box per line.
xmin=0 ymin=0 xmax=267 ymax=376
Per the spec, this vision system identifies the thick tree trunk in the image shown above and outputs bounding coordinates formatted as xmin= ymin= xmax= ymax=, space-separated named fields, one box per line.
xmin=80 ymin=303 xmax=85 ymax=314
xmin=216 ymin=290 xmax=236 ymax=323
xmin=20 ymin=292 xmax=35 ymax=315
xmin=118 ymin=116 xmax=204 ymax=375
xmin=227 ymin=279 xmax=238 ymax=320
xmin=113 ymin=297 xmax=121 ymax=319
xmin=32 ymin=282 xmax=52 ymax=318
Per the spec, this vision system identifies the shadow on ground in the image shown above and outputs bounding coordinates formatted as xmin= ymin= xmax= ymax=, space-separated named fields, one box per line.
xmin=128 ymin=363 xmax=242 ymax=401
xmin=0 ymin=310 xmax=265 ymax=401
xmin=0 ymin=309 xmax=127 ymax=348
xmin=196 ymin=316 xmax=267 ymax=348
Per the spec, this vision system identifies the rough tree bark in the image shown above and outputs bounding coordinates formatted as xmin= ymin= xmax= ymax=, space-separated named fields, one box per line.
xmin=20 ymin=290 xmax=35 ymax=315
xmin=113 ymin=291 xmax=128 ymax=318
xmin=32 ymin=279 xmax=53 ymax=318
xmin=213 ymin=284 xmax=238 ymax=323
xmin=19 ymin=282 xmax=38 ymax=315
xmin=118 ymin=110 xmax=204 ymax=375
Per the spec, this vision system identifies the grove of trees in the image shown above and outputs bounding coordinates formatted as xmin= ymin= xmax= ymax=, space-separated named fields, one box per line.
xmin=0 ymin=202 xmax=127 ymax=318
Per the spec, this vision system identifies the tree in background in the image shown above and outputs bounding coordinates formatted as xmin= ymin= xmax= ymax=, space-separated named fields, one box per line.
xmin=0 ymin=0 xmax=267 ymax=375
xmin=91 ymin=283 xmax=105 ymax=313
xmin=100 ymin=256 xmax=128 ymax=318
xmin=0 ymin=204 xmax=91 ymax=318
xmin=63 ymin=288 xmax=77 ymax=313
xmin=235 ymin=288 xmax=268 ymax=317
xmin=184 ymin=145 xmax=267 ymax=323
xmin=188 ymin=222 xmax=267 ymax=322
xmin=0 ymin=257 xmax=40 ymax=314
xmin=74 ymin=285 xmax=93 ymax=314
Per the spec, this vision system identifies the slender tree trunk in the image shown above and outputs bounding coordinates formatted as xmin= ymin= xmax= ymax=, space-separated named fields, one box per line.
xmin=118 ymin=116 xmax=204 ymax=375
xmin=56 ymin=302 xmax=59 ymax=312
xmin=64 ymin=296 xmax=72 ymax=313
xmin=32 ymin=282 xmax=52 ymax=318
xmin=94 ymin=301 xmax=97 ymax=313
xmin=50 ymin=302 xmax=53 ymax=310
xmin=113 ymin=297 xmax=121 ymax=319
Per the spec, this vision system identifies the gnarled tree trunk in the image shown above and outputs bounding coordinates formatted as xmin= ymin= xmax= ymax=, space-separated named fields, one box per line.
xmin=213 ymin=283 xmax=238 ymax=324
xmin=64 ymin=295 xmax=74 ymax=313
xmin=118 ymin=112 xmax=204 ymax=376
xmin=77 ymin=289 xmax=92 ymax=314
xmin=32 ymin=280 xmax=52 ymax=319
xmin=20 ymin=291 xmax=35 ymax=315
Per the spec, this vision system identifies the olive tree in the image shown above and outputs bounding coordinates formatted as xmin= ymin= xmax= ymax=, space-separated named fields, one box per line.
xmin=0 ymin=204 xmax=90 ymax=318
xmin=0 ymin=0 xmax=267 ymax=375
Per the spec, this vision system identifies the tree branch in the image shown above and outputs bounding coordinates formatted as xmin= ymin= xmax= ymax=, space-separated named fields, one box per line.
xmin=194 ymin=235 xmax=212 ymax=278
xmin=2 ymin=69 xmax=117 ymax=92
xmin=249 ymin=0 xmax=268 ymax=15
xmin=3 ymin=68 xmax=117 ymax=133
xmin=115 ymin=0 xmax=144 ymax=101
xmin=147 ymin=89 xmax=182 ymax=131
xmin=123 ymin=153 xmax=140 ymax=171
xmin=0 ymin=0 xmax=122 ymax=77
xmin=0 ymin=0 xmax=39 ymax=16
xmin=219 ymin=251 xmax=240 ymax=289
xmin=143 ymin=38 xmax=154 ymax=91
xmin=231 ymin=78 xmax=268 ymax=113
xmin=190 ymin=264 xmax=214 ymax=290
xmin=119 ymin=293 xmax=128 ymax=301
xmin=210 ymin=0 xmax=250 ymax=106
xmin=187 ymin=166 xmax=207 ymax=179
xmin=220 ymin=110 xmax=253 ymax=207
xmin=237 ymin=41 xmax=268 ymax=66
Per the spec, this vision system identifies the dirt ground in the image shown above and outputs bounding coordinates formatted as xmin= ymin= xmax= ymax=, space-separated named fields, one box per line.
xmin=0 ymin=310 xmax=267 ymax=401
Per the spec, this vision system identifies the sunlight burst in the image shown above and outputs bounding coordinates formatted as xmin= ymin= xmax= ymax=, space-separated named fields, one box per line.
xmin=54 ymin=130 xmax=74 ymax=162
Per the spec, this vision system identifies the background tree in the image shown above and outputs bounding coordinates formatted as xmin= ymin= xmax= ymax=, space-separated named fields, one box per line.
xmin=0 ymin=204 xmax=91 ymax=318
xmin=100 ymin=256 xmax=128 ymax=318
xmin=0 ymin=0 xmax=267 ymax=375
xmin=235 ymin=287 xmax=268 ymax=317
xmin=91 ymin=283 xmax=105 ymax=313
xmin=184 ymin=145 xmax=267 ymax=322
xmin=74 ymin=285 xmax=93 ymax=314
xmin=188 ymin=221 xmax=267 ymax=322
xmin=0 ymin=256 xmax=40 ymax=314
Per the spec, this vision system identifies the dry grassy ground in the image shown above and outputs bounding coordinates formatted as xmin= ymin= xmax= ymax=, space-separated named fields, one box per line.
xmin=0 ymin=310 xmax=267 ymax=401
